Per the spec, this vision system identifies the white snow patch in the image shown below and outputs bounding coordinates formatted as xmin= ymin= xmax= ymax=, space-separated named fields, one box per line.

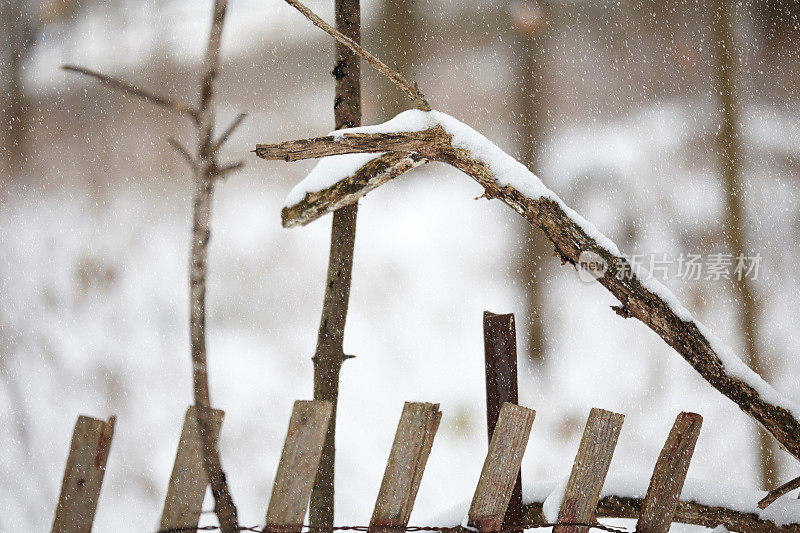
xmin=284 ymin=152 xmax=385 ymax=207
xmin=541 ymin=477 xmax=569 ymax=522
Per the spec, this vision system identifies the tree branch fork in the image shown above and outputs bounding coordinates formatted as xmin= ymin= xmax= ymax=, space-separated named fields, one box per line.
xmin=62 ymin=64 xmax=246 ymax=174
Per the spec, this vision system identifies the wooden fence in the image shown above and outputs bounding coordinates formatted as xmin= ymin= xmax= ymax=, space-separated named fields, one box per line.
xmin=50 ymin=399 xmax=707 ymax=533
xmin=46 ymin=312 xmax=780 ymax=533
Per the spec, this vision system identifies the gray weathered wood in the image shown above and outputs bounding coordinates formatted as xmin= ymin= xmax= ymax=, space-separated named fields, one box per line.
xmin=555 ymin=408 xmax=624 ymax=533
xmin=468 ymin=402 xmax=535 ymax=532
xmin=370 ymin=402 xmax=442 ymax=533
xmin=265 ymin=400 xmax=333 ymax=532
xmin=52 ymin=415 xmax=116 ymax=533
xmin=636 ymin=412 xmax=703 ymax=533
xmin=160 ymin=406 xmax=225 ymax=531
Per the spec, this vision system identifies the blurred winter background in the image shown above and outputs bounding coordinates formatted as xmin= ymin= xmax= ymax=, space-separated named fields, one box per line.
xmin=1 ymin=0 xmax=800 ymax=530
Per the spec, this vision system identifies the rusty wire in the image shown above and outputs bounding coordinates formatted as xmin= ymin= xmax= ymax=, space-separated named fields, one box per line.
xmin=154 ymin=522 xmax=631 ymax=533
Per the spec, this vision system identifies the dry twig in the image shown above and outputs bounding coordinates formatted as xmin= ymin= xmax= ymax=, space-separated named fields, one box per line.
xmin=169 ymin=138 xmax=197 ymax=169
xmin=759 ymin=475 xmax=800 ymax=510
xmin=279 ymin=0 xmax=430 ymax=111
xmin=213 ymin=112 xmax=248 ymax=151
xmin=188 ymin=1 xmax=241 ymax=531
xmin=62 ymin=65 xmax=198 ymax=121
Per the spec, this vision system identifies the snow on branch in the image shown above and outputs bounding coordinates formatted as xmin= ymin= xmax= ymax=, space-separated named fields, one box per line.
xmin=255 ymin=109 xmax=800 ymax=466
xmin=282 ymin=152 xmax=428 ymax=227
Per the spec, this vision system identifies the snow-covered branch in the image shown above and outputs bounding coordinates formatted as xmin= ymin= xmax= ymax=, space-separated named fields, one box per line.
xmin=281 ymin=152 xmax=428 ymax=227
xmin=255 ymin=109 xmax=800 ymax=465
xmin=254 ymin=129 xmax=441 ymax=162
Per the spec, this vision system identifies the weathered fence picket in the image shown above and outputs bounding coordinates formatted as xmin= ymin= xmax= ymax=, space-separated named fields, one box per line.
xmin=370 ymin=402 xmax=442 ymax=533
xmin=555 ymin=408 xmax=624 ymax=533
xmin=636 ymin=412 xmax=703 ymax=533
xmin=264 ymin=400 xmax=333 ymax=533
xmin=48 ymin=399 xmax=786 ymax=533
xmin=468 ymin=402 xmax=535 ymax=532
xmin=482 ymin=311 xmax=523 ymax=528
xmin=159 ymin=406 xmax=225 ymax=532
xmin=52 ymin=415 xmax=116 ymax=533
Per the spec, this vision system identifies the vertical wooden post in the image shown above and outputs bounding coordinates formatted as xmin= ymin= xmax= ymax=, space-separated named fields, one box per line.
xmin=160 ymin=406 xmax=225 ymax=532
xmin=555 ymin=408 xmax=624 ymax=533
xmin=483 ymin=311 xmax=523 ymax=528
xmin=469 ymin=402 xmax=535 ymax=532
xmin=309 ymin=0 xmax=363 ymax=524
xmin=266 ymin=400 xmax=333 ymax=533
xmin=52 ymin=415 xmax=116 ymax=533
xmin=636 ymin=412 xmax=703 ymax=533
xmin=370 ymin=402 xmax=441 ymax=533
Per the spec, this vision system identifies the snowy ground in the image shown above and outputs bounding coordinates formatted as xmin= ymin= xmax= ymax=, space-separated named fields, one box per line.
xmin=3 ymin=1 xmax=800 ymax=530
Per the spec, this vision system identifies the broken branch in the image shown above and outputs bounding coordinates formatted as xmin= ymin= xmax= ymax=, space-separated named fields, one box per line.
xmin=254 ymin=128 xmax=445 ymax=161
xmin=254 ymin=123 xmax=800 ymax=462
xmin=282 ymin=152 xmax=428 ymax=228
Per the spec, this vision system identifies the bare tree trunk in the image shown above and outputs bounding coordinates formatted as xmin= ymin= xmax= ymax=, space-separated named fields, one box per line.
xmin=189 ymin=1 xmax=241 ymax=529
xmin=309 ymin=0 xmax=361 ymax=527
xmin=1 ymin=0 xmax=33 ymax=176
xmin=710 ymin=0 xmax=779 ymax=490
xmin=510 ymin=1 xmax=549 ymax=364
xmin=7 ymin=51 xmax=27 ymax=174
